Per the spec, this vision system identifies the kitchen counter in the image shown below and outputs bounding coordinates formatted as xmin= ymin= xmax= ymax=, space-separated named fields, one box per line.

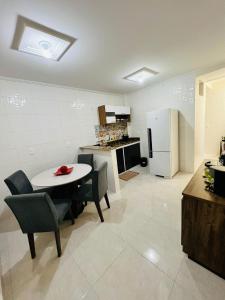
xmin=80 ymin=138 xmax=140 ymax=151
xmin=80 ymin=138 xmax=141 ymax=193
xmin=80 ymin=145 xmax=111 ymax=151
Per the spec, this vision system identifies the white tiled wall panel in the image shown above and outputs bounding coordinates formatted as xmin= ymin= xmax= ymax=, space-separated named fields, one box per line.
xmin=125 ymin=72 xmax=196 ymax=173
xmin=0 ymin=78 xmax=124 ymax=213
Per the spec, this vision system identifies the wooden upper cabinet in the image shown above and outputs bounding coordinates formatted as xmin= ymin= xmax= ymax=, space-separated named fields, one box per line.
xmin=98 ymin=105 xmax=131 ymax=125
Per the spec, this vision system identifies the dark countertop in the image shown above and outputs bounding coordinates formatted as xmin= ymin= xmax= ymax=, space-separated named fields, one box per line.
xmin=182 ymin=164 xmax=225 ymax=206
xmin=80 ymin=137 xmax=140 ymax=151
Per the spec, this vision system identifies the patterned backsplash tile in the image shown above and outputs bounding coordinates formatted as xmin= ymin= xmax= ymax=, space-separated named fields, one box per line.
xmin=95 ymin=123 xmax=128 ymax=145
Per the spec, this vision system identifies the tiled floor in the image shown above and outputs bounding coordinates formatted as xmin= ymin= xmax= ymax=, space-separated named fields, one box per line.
xmin=1 ymin=167 xmax=225 ymax=299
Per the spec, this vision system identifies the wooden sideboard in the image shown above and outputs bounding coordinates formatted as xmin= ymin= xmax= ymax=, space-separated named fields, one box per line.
xmin=182 ymin=164 xmax=225 ymax=279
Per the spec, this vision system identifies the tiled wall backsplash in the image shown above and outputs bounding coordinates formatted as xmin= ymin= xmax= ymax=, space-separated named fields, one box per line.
xmin=95 ymin=123 xmax=128 ymax=145
xmin=0 ymin=78 xmax=124 ymax=214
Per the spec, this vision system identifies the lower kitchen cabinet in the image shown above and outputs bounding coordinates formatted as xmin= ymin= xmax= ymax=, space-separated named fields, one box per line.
xmin=124 ymin=143 xmax=141 ymax=170
xmin=116 ymin=148 xmax=125 ymax=174
xmin=116 ymin=143 xmax=141 ymax=174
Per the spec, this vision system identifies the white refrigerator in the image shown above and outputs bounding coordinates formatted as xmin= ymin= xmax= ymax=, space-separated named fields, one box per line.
xmin=147 ymin=108 xmax=179 ymax=178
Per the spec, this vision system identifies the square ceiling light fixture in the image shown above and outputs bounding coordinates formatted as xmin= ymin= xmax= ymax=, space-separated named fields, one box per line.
xmin=124 ymin=67 xmax=158 ymax=83
xmin=12 ymin=16 xmax=76 ymax=61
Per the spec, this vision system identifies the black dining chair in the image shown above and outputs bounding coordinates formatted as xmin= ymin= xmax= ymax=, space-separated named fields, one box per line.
xmin=4 ymin=170 xmax=75 ymax=210
xmin=4 ymin=170 xmax=74 ymax=258
xmin=77 ymin=154 xmax=94 ymax=206
xmin=77 ymin=154 xmax=94 ymax=184
xmin=77 ymin=153 xmax=94 ymax=167
xmin=4 ymin=170 xmax=53 ymax=196
xmin=75 ymin=162 xmax=110 ymax=222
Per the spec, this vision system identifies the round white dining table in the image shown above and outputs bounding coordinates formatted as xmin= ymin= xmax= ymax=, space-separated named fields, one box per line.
xmin=31 ymin=164 xmax=92 ymax=187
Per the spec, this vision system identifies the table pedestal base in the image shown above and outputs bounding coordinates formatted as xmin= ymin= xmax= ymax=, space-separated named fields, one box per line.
xmin=52 ymin=183 xmax=84 ymax=219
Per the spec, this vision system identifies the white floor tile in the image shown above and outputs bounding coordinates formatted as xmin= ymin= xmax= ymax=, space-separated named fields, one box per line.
xmin=82 ymin=288 xmax=99 ymax=300
xmin=169 ymin=282 xmax=201 ymax=300
xmin=1 ymin=170 xmax=223 ymax=300
xmin=71 ymin=225 xmax=126 ymax=284
xmin=123 ymin=218 xmax=184 ymax=280
xmin=175 ymin=257 xmax=225 ymax=300
xmin=94 ymin=247 xmax=173 ymax=300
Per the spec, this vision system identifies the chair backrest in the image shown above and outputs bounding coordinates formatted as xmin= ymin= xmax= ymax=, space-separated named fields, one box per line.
xmin=77 ymin=154 xmax=94 ymax=170
xmin=92 ymin=162 xmax=108 ymax=201
xmin=4 ymin=193 xmax=59 ymax=233
xmin=4 ymin=170 xmax=33 ymax=195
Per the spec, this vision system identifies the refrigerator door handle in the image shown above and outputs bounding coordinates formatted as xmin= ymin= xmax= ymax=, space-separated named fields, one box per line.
xmin=148 ymin=128 xmax=153 ymax=158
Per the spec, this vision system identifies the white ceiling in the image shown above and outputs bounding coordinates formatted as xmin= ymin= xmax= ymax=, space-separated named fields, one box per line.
xmin=1 ymin=0 xmax=225 ymax=94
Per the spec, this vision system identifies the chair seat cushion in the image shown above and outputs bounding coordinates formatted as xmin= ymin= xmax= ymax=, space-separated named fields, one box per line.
xmin=77 ymin=184 xmax=94 ymax=202
xmin=53 ymin=198 xmax=72 ymax=223
xmin=33 ymin=187 xmax=54 ymax=196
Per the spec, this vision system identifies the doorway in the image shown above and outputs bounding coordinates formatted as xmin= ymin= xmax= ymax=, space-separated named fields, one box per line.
xmin=194 ymin=68 xmax=225 ymax=169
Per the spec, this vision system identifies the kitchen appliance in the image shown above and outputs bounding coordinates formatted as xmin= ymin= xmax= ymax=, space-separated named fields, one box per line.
xmin=147 ymin=108 xmax=179 ymax=178
xmin=211 ymin=165 xmax=225 ymax=197
xmin=219 ymin=137 xmax=225 ymax=166
xmin=122 ymin=134 xmax=129 ymax=141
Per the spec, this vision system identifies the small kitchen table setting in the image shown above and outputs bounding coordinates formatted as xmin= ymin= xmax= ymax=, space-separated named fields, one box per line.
xmin=3 ymin=155 xmax=111 ymax=258
xmin=31 ymin=163 xmax=92 ymax=217
xmin=31 ymin=163 xmax=92 ymax=188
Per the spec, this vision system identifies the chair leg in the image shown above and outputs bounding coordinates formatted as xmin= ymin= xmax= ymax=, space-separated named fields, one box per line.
xmin=27 ymin=233 xmax=36 ymax=259
xmin=95 ymin=201 xmax=104 ymax=222
xmin=54 ymin=230 xmax=62 ymax=257
xmin=104 ymin=193 xmax=110 ymax=208
xmin=69 ymin=207 xmax=75 ymax=225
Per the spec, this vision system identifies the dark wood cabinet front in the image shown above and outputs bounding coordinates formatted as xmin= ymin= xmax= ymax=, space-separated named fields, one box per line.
xmin=116 ymin=148 xmax=125 ymax=174
xmin=182 ymin=165 xmax=225 ymax=279
xmin=124 ymin=143 xmax=141 ymax=170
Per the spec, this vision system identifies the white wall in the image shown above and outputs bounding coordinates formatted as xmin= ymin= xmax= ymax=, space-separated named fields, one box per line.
xmin=0 ymin=78 xmax=124 ymax=214
xmin=205 ymin=82 xmax=225 ymax=158
xmin=194 ymin=79 xmax=206 ymax=170
xmin=125 ymin=72 xmax=196 ymax=173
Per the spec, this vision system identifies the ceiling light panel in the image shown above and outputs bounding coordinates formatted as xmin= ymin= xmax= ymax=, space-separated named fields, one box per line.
xmin=12 ymin=16 xmax=76 ymax=61
xmin=124 ymin=67 xmax=158 ymax=83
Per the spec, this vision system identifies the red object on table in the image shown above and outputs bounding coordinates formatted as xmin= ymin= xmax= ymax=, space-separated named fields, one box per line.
xmin=54 ymin=165 xmax=73 ymax=176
